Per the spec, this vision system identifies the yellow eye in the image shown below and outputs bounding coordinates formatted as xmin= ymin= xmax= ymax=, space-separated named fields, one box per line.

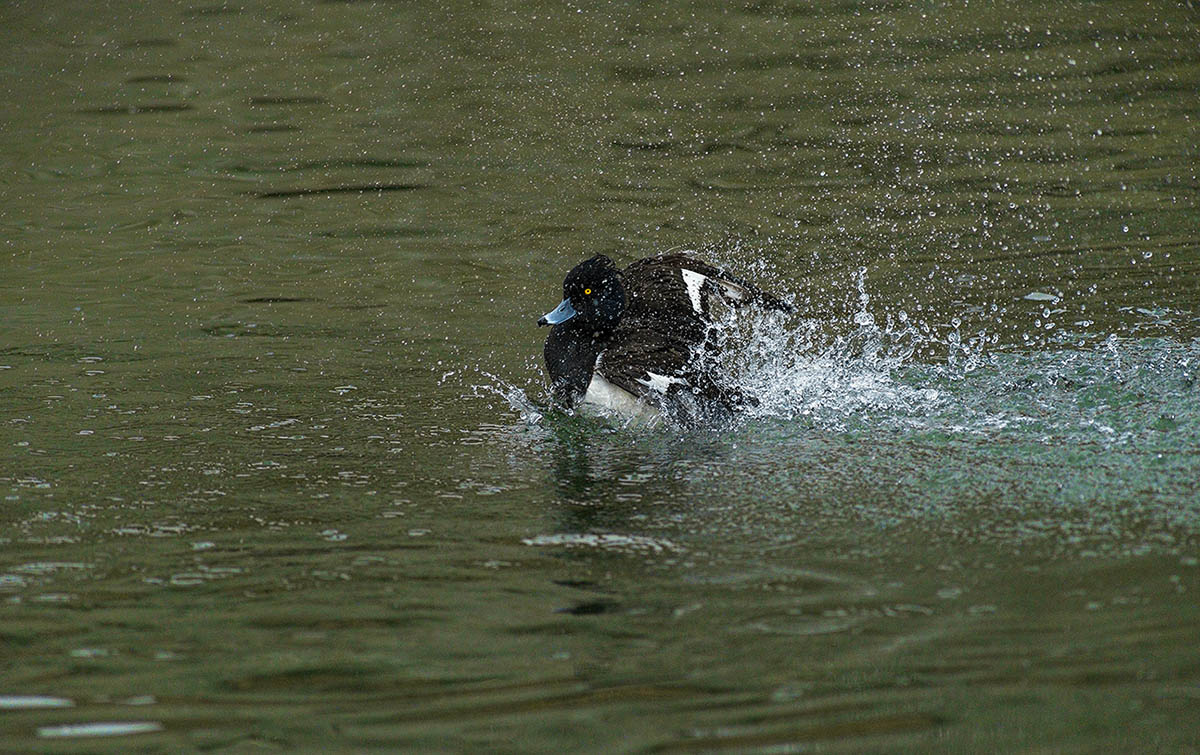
xmin=584 ymin=288 xmax=592 ymax=295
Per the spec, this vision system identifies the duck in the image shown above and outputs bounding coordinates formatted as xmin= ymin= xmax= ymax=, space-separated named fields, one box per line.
xmin=537 ymin=252 xmax=792 ymax=422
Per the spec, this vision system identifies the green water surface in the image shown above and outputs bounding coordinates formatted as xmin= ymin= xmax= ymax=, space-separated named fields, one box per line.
xmin=2 ymin=0 xmax=1199 ymax=751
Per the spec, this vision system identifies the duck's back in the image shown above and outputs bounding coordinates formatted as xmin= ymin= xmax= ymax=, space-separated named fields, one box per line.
xmin=623 ymin=254 xmax=790 ymax=319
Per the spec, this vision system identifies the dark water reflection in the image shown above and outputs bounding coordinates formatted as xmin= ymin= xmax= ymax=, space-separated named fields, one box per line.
xmin=3 ymin=0 xmax=1200 ymax=750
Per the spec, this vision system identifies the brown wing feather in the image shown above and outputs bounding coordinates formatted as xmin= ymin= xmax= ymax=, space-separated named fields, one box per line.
xmin=596 ymin=318 xmax=690 ymax=396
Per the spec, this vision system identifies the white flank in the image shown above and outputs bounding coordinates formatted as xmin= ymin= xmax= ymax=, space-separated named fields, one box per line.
xmin=680 ymin=268 xmax=707 ymax=313
xmin=581 ymin=373 xmax=660 ymax=422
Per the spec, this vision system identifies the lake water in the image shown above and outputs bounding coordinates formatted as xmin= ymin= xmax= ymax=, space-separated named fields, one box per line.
xmin=2 ymin=0 xmax=1199 ymax=750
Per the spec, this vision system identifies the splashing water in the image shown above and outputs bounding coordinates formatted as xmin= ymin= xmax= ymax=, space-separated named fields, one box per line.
xmin=451 ymin=368 xmax=546 ymax=426
xmin=443 ymin=248 xmax=1200 ymax=561
xmin=463 ymin=260 xmax=1197 ymax=450
xmin=711 ymin=266 xmax=950 ymax=431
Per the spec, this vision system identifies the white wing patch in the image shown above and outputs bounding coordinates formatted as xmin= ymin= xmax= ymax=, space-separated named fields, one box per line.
xmin=681 ymin=267 xmax=750 ymax=312
xmin=680 ymin=269 xmax=707 ymax=313
xmin=637 ymin=371 xmax=684 ymax=394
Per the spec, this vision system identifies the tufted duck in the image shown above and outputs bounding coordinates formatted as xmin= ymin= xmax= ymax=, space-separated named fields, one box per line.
xmin=538 ymin=253 xmax=791 ymax=421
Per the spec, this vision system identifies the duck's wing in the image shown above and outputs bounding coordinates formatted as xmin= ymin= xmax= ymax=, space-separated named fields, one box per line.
xmin=623 ymin=253 xmax=793 ymax=319
xmin=597 ymin=322 xmax=691 ymax=401
xmin=597 ymin=318 xmax=750 ymax=410
xmin=596 ymin=253 xmax=787 ymax=413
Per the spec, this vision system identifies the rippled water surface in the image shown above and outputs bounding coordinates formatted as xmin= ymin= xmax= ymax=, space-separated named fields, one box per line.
xmin=3 ymin=0 xmax=1199 ymax=750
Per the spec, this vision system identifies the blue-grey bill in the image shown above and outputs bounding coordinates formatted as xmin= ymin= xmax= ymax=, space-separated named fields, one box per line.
xmin=538 ymin=298 xmax=577 ymax=326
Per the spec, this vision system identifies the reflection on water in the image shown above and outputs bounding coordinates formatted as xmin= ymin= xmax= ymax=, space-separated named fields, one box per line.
xmin=38 ymin=721 xmax=165 ymax=739
xmin=2 ymin=0 xmax=1199 ymax=750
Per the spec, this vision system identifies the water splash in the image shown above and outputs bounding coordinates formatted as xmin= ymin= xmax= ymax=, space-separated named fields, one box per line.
xmin=465 ymin=256 xmax=1196 ymax=448
xmin=681 ymin=259 xmax=1200 ymax=446
xmin=697 ymin=266 xmax=958 ymax=432
xmin=447 ymin=368 xmax=545 ymax=426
